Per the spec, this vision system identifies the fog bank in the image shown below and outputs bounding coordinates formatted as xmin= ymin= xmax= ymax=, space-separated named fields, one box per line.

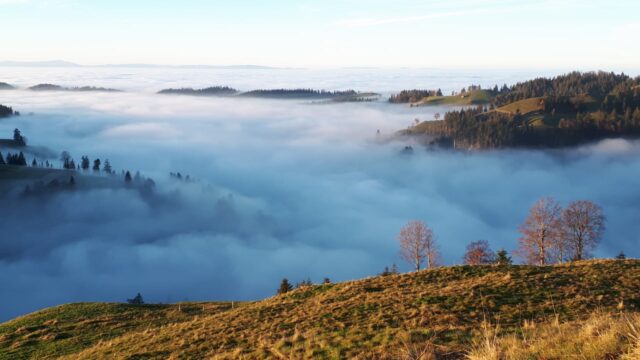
xmin=0 ymin=70 xmax=638 ymax=321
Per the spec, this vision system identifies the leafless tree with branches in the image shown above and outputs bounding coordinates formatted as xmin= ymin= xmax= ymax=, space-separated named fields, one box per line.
xmin=463 ymin=240 xmax=496 ymax=265
xmin=398 ymin=220 xmax=440 ymax=271
xmin=562 ymin=200 xmax=605 ymax=260
xmin=517 ymin=197 xmax=563 ymax=265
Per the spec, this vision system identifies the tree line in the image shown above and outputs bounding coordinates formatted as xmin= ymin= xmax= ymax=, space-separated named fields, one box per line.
xmin=273 ymin=197 xmax=612 ymax=296
xmin=493 ymin=71 xmax=634 ymax=107
xmin=395 ymin=197 xmax=611 ymax=271
xmin=389 ymin=89 xmax=443 ymax=103
xmin=0 ymin=105 xmax=19 ymax=118
xmin=158 ymin=86 xmax=238 ymax=96
xmin=413 ymin=104 xmax=640 ymax=149
xmin=402 ymin=72 xmax=640 ymax=149
xmin=239 ymin=89 xmax=358 ymax=99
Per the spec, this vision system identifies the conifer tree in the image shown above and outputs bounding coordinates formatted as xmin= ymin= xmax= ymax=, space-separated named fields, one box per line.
xmin=494 ymin=249 xmax=513 ymax=266
xmin=81 ymin=156 xmax=90 ymax=170
xmin=17 ymin=152 xmax=27 ymax=166
xmin=103 ymin=159 xmax=112 ymax=174
xmin=277 ymin=278 xmax=293 ymax=294
xmin=127 ymin=293 xmax=144 ymax=305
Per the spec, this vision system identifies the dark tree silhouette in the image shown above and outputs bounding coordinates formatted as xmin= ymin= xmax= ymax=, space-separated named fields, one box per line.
xmin=127 ymin=293 xmax=144 ymax=305
xmin=0 ymin=104 xmax=15 ymax=118
xmin=13 ymin=128 xmax=26 ymax=146
xmin=93 ymin=158 xmax=101 ymax=172
xmin=103 ymin=159 xmax=112 ymax=174
xmin=0 ymin=152 xmax=5 ymax=165
xmin=60 ymin=151 xmax=72 ymax=169
xmin=81 ymin=156 xmax=90 ymax=171
xmin=17 ymin=152 xmax=27 ymax=166
xmin=124 ymin=171 xmax=132 ymax=182
xmin=4 ymin=152 xmax=27 ymax=166
xmin=277 ymin=278 xmax=293 ymax=295
xmin=494 ymin=249 xmax=513 ymax=266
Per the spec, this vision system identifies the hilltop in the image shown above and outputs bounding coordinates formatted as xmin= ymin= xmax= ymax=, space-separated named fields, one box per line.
xmin=401 ymin=71 xmax=640 ymax=149
xmin=27 ymin=84 xmax=121 ymax=92
xmin=1 ymin=260 xmax=639 ymax=359
xmin=158 ymin=86 xmax=238 ymax=96
xmin=157 ymin=87 xmax=380 ymax=102
xmin=389 ymin=88 xmax=494 ymax=106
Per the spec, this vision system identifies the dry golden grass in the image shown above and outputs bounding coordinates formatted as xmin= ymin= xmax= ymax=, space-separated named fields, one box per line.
xmin=1 ymin=260 xmax=639 ymax=359
xmin=496 ymin=98 xmax=544 ymax=116
xmin=466 ymin=312 xmax=640 ymax=360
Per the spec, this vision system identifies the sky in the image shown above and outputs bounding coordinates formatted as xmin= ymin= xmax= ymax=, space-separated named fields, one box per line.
xmin=0 ymin=0 xmax=639 ymax=69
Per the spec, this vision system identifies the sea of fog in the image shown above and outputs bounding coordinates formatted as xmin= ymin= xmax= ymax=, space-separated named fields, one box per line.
xmin=0 ymin=66 xmax=639 ymax=320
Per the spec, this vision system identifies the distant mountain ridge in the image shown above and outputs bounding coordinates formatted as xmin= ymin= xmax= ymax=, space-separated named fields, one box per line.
xmin=0 ymin=60 xmax=80 ymax=67
xmin=0 ymin=60 xmax=283 ymax=69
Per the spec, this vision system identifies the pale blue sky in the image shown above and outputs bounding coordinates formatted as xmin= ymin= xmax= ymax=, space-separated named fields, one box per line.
xmin=1 ymin=0 xmax=638 ymax=69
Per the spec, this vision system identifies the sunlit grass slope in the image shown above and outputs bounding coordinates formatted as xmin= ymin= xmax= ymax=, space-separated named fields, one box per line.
xmin=414 ymin=90 xmax=494 ymax=106
xmin=1 ymin=260 xmax=639 ymax=359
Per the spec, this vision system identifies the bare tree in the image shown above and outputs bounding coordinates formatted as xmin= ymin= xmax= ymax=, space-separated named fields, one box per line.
xmin=463 ymin=240 xmax=495 ymax=265
xmin=434 ymin=112 xmax=441 ymax=121
xmin=398 ymin=220 xmax=440 ymax=271
xmin=562 ymin=200 xmax=605 ymax=260
xmin=517 ymin=197 xmax=563 ymax=265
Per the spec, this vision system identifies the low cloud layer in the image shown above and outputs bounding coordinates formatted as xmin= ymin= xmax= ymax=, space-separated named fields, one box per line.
xmin=0 ymin=70 xmax=639 ymax=321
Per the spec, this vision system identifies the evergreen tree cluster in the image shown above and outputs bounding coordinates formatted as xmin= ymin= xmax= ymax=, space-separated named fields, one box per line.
xmin=493 ymin=71 xmax=635 ymax=107
xmin=239 ymin=88 xmax=357 ymax=99
xmin=0 ymin=104 xmax=19 ymax=118
xmin=12 ymin=128 xmax=26 ymax=146
xmin=158 ymin=86 xmax=238 ymax=96
xmin=409 ymin=72 xmax=640 ymax=149
xmin=0 ymin=151 xmax=27 ymax=166
xmin=389 ymin=89 xmax=442 ymax=103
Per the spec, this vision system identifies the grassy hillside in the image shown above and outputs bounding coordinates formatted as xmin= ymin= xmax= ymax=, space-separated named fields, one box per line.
xmin=495 ymin=97 xmax=544 ymax=115
xmin=413 ymin=90 xmax=494 ymax=106
xmin=1 ymin=260 xmax=639 ymax=359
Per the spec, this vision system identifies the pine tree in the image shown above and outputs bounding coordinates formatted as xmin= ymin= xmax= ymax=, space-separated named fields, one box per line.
xmin=81 ymin=156 xmax=90 ymax=170
xmin=93 ymin=158 xmax=101 ymax=172
xmin=277 ymin=278 xmax=293 ymax=295
xmin=380 ymin=266 xmax=391 ymax=276
xmin=13 ymin=128 xmax=26 ymax=146
xmin=17 ymin=152 xmax=27 ymax=166
xmin=103 ymin=159 xmax=112 ymax=174
xmin=124 ymin=171 xmax=132 ymax=182
xmin=0 ymin=152 xmax=5 ymax=165
xmin=494 ymin=249 xmax=513 ymax=266
xmin=616 ymin=251 xmax=626 ymax=260
xmin=127 ymin=293 xmax=144 ymax=305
